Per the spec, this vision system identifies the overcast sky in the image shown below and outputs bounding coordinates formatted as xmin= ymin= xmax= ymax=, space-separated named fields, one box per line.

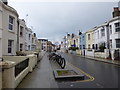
xmin=8 ymin=0 xmax=119 ymax=43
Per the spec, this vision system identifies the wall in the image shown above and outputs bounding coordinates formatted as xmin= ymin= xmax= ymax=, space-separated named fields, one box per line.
xmin=2 ymin=4 xmax=18 ymax=56
xmin=109 ymin=17 xmax=120 ymax=49
xmin=19 ymin=19 xmax=26 ymax=51
xmin=2 ymin=53 xmax=38 ymax=88
xmin=94 ymin=49 xmax=109 ymax=59
xmin=86 ymin=29 xmax=95 ymax=49
xmin=85 ymin=49 xmax=94 ymax=57
xmin=94 ymin=24 xmax=108 ymax=49
xmin=80 ymin=33 xmax=86 ymax=50
xmin=0 ymin=2 xmax=2 ymax=61
xmin=25 ymin=28 xmax=32 ymax=51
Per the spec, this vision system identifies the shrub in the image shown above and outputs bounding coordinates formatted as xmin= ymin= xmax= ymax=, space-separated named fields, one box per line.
xmin=16 ymin=51 xmax=27 ymax=56
xmin=69 ymin=47 xmax=79 ymax=51
xmin=99 ymin=44 xmax=106 ymax=52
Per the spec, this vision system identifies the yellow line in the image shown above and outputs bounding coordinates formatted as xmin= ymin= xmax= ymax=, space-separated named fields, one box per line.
xmin=67 ymin=62 xmax=95 ymax=83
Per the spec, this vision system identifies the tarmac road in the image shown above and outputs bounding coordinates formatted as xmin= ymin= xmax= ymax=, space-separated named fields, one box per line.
xmin=57 ymin=52 xmax=120 ymax=88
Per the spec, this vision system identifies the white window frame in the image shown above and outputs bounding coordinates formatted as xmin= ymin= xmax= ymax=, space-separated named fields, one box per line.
xmin=115 ymin=22 xmax=120 ymax=32
xmin=8 ymin=40 xmax=13 ymax=53
xmin=101 ymin=28 xmax=105 ymax=37
xmin=20 ymin=26 xmax=23 ymax=37
xmin=9 ymin=16 xmax=14 ymax=31
xmin=116 ymin=39 xmax=120 ymax=48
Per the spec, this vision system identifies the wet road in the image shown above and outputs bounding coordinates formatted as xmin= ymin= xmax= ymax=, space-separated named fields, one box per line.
xmin=57 ymin=52 xmax=120 ymax=88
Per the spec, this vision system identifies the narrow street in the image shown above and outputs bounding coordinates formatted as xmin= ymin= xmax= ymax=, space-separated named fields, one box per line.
xmin=57 ymin=52 xmax=119 ymax=88
xmin=17 ymin=52 xmax=119 ymax=88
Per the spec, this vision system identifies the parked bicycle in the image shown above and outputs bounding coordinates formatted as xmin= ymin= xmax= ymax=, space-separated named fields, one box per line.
xmin=48 ymin=52 xmax=66 ymax=69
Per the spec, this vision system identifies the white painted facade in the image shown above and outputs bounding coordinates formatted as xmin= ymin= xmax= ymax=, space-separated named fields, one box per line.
xmin=94 ymin=23 xmax=109 ymax=50
xmin=18 ymin=19 xmax=26 ymax=51
xmin=109 ymin=17 xmax=120 ymax=49
xmin=25 ymin=28 xmax=32 ymax=51
xmin=1 ymin=1 xmax=19 ymax=56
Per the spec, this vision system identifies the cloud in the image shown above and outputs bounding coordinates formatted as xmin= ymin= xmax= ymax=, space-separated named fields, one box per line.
xmin=9 ymin=2 xmax=118 ymax=43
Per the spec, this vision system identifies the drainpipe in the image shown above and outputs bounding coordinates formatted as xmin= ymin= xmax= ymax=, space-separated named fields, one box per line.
xmin=17 ymin=19 xmax=19 ymax=52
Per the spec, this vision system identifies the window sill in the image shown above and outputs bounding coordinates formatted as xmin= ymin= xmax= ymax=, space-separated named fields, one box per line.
xmin=8 ymin=30 xmax=15 ymax=34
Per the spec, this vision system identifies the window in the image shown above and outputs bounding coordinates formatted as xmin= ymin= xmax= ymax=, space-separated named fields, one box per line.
xmin=88 ymin=34 xmax=90 ymax=40
xmin=83 ymin=45 xmax=85 ymax=49
xmin=116 ymin=39 xmax=120 ymax=48
xmin=82 ymin=36 xmax=84 ymax=41
xmin=109 ymin=25 xmax=112 ymax=34
xmin=115 ymin=22 xmax=120 ymax=32
xmin=88 ymin=44 xmax=90 ymax=49
xmin=101 ymin=28 xmax=105 ymax=37
xmin=28 ymin=45 xmax=30 ymax=50
xmin=96 ymin=44 xmax=98 ymax=50
xmin=8 ymin=40 xmax=13 ymax=53
xmin=110 ymin=40 xmax=112 ymax=48
xmin=80 ymin=45 xmax=82 ymax=49
xmin=29 ymin=34 xmax=31 ymax=40
xmin=32 ymin=38 xmax=34 ymax=43
xmin=92 ymin=44 xmax=94 ymax=49
xmin=20 ymin=44 xmax=23 ymax=51
xmin=98 ymin=31 xmax=99 ymax=39
xmin=9 ymin=16 xmax=14 ymax=30
xmin=20 ymin=26 xmax=23 ymax=36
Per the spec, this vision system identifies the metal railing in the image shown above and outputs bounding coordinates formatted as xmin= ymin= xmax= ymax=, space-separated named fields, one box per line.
xmin=15 ymin=58 xmax=29 ymax=77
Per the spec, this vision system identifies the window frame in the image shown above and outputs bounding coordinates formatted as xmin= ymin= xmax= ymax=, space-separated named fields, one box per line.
xmin=8 ymin=40 xmax=13 ymax=53
xmin=115 ymin=22 xmax=120 ymax=32
xmin=116 ymin=39 xmax=120 ymax=48
xmin=9 ymin=16 xmax=14 ymax=31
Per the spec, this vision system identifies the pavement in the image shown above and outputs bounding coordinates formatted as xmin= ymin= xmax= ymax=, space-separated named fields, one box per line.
xmin=17 ymin=52 xmax=58 ymax=88
xmin=66 ymin=52 xmax=120 ymax=66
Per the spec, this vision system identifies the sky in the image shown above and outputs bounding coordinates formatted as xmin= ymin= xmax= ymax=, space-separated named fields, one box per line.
xmin=8 ymin=0 xmax=119 ymax=43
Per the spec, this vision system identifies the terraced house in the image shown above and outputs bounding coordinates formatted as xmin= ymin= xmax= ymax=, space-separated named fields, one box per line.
xmin=86 ymin=28 xmax=95 ymax=50
xmin=79 ymin=33 xmax=86 ymax=56
xmin=0 ymin=0 xmax=39 ymax=56
xmin=18 ymin=19 xmax=26 ymax=51
xmin=94 ymin=22 xmax=109 ymax=50
xmin=1 ymin=0 xmax=19 ymax=56
xmin=109 ymin=7 xmax=120 ymax=60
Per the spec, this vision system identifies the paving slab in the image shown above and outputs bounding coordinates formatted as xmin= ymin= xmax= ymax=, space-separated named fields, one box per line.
xmin=17 ymin=53 xmax=58 ymax=88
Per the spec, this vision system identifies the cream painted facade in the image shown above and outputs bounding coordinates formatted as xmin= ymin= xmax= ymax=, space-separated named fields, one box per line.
xmin=18 ymin=19 xmax=26 ymax=51
xmin=86 ymin=29 xmax=95 ymax=50
xmin=31 ymin=33 xmax=37 ymax=51
xmin=1 ymin=1 xmax=18 ymax=56
xmin=0 ymin=1 xmax=2 ymax=60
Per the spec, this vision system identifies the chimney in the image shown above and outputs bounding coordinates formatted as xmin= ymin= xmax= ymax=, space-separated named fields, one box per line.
xmin=33 ymin=33 xmax=36 ymax=37
xmin=1 ymin=0 xmax=8 ymax=5
xmin=112 ymin=7 xmax=120 ymax=18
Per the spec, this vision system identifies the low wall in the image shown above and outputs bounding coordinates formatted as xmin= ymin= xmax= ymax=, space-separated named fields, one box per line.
xmin=94 ymin=49 xmax=109 ymax=59
xmin=85 ymin=50 xmax=94 ymax=57
xmin=1 ymin=54 xmax=38 ymax=88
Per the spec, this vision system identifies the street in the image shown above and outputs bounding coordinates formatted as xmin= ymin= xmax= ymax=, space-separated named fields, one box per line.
xmin=57 ymin=52 xmax=119 ymax=88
